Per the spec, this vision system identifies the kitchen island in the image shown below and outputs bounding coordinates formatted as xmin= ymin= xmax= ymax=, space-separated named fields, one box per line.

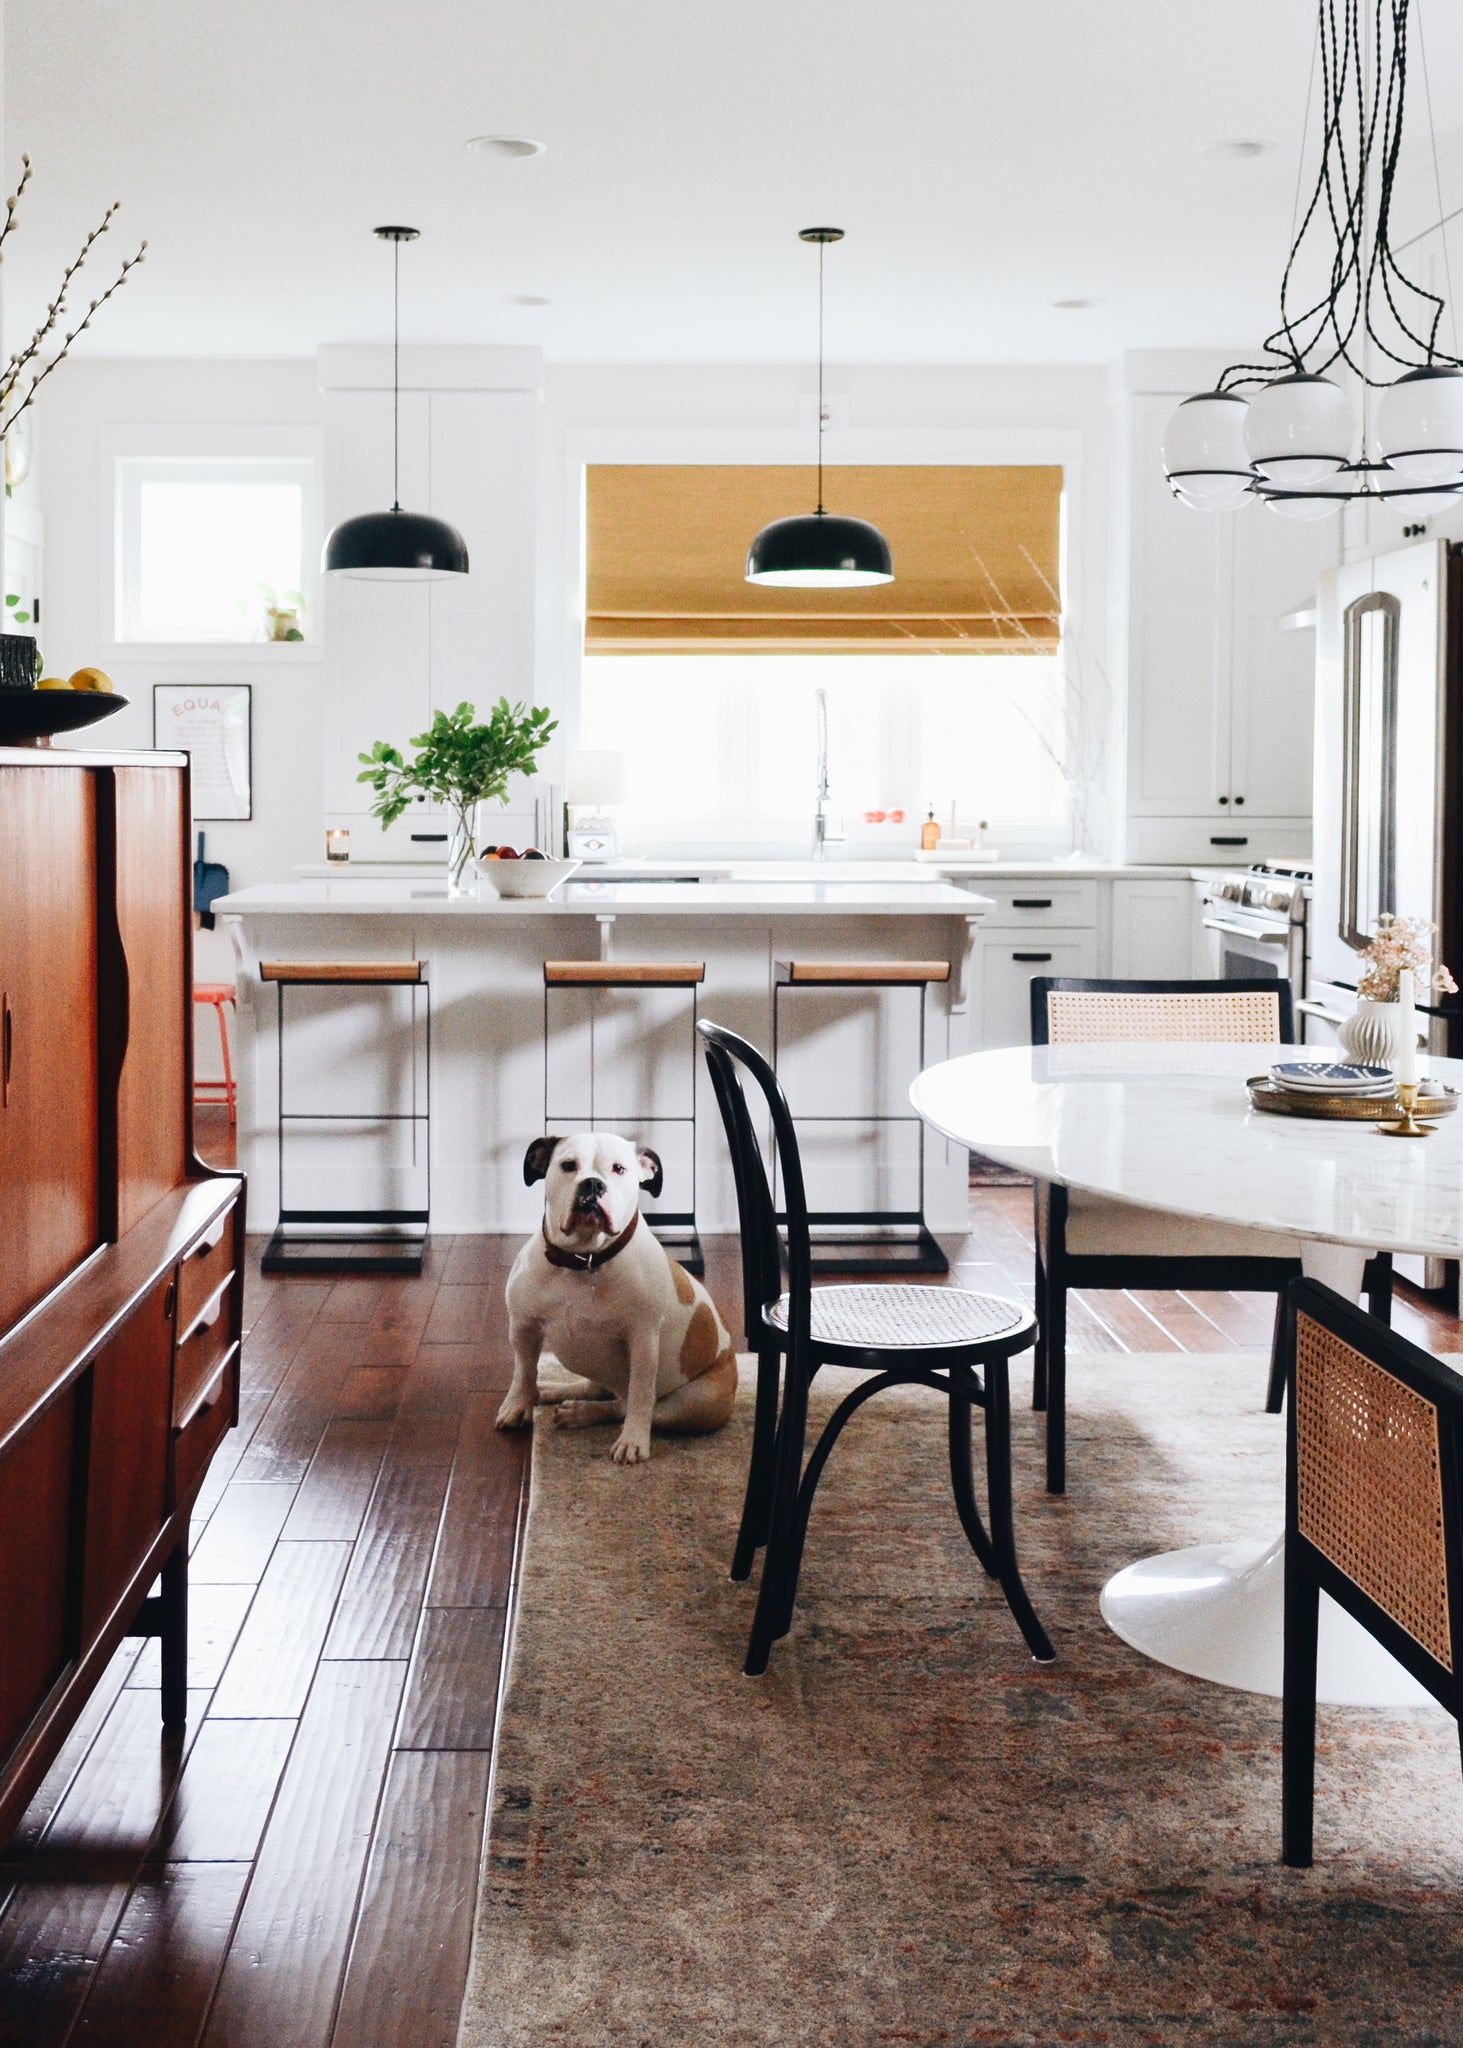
xmin=217 ymin=873 xmax=993 ymax=1235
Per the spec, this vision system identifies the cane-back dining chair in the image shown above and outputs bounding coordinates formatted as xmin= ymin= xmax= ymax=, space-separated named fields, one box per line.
xmin=1028 ymin=976 xmax=1392 ymax=1496
xmin=1280 ymin=1277 xmax=1463 ymax=1866
xmin=697 ymin=1018 xmax=1053 ymax=1677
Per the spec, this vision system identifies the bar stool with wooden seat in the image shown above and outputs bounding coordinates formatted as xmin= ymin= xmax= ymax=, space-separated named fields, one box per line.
xmin=260 ymin=959 xmax=430 ymax=1276
xmin=192 ymin=981 xmax=237 ymax=1124
xmin=772 ymin=957 xmax=951 ymax=1275
xmin=543 ymin=959 xmax=706 ymax=1273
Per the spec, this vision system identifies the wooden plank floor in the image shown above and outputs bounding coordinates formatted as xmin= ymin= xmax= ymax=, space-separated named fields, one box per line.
xmin=1 ymin=1124 xmax=1458 ymax=2046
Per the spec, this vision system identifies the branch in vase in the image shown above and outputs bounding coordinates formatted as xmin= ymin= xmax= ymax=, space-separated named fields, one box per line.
xmin=4 ymin=240 xmax=147 ymax=427
xmin=0 ymin=153 xmax=33 ymax=260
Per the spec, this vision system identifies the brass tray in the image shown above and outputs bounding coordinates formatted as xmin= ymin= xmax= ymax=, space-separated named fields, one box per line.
xmin=1247 ymin=1077 xmax=1458 ymax=1122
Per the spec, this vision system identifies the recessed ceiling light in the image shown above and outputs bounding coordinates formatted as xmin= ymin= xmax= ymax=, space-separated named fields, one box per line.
xmin=1052 ymin=297 xmax=1101 ymax=311
xmin=507 ymin=294 xmax=551 ymax=306
xmin=466 ymin=135 xmax=546 ymax=159
xmin=1202 ymin=138 xmax=1274 ymax=160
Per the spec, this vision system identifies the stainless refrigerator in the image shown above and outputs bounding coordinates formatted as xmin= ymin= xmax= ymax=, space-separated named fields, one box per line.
xmin=1309 ymin=535 xmax=1463 ymax=1288
xmin=1310 ymin=536 xmax=1463 ymax=1023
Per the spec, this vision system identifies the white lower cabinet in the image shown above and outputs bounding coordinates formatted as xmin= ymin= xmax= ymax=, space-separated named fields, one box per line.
xmin=1109 ymin=878 xmax=1197 ymax=981
xmin=976 ymin=930 xmax=1100 ymax=1049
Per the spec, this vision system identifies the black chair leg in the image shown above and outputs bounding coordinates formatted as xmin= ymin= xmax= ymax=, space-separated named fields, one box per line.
xmin=1032 ymin=1193 xmax=1049 ymax=1413
xmin=1044 ymin=1277 xmax=1067 ymax=1495
xmin=982 ymin=1358 xmax=1055 ymax=1662
xmin=946 ymin=1386 xmax=998 ymax=1578
xmin=1265 ymin=1293 xmax=1287 ymax=1415
xmin=744 ymin=1359 xmax=810 ymax=1677
xmin=159 ymin=1540 xmax=189 ymax=1732
xmin=1366 ymin=1254 xmax=1393 ymax=1326
xmin=731 ymin=1346 xmax=782 ymax=1582
xmin=1282 ymin=1556 xmax=1320 ymax=1868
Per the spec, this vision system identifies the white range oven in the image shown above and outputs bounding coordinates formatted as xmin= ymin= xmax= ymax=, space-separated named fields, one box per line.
xmin=1200 ymin=859 xmax=1314 ymax=1032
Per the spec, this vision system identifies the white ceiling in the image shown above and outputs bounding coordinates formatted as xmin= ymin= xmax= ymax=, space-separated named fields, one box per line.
xmin=7 ymin=0 xmax=1463 ymax=365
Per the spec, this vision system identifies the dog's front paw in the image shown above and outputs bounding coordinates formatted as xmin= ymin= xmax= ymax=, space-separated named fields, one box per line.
xmin=495 ymin=1390 xmax=535 ymax=1431
xmin=610 ymin=1430 xmax=651 ymax=1466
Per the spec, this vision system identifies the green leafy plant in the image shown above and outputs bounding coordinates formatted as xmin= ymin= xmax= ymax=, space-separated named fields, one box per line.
xmin=358 ymin=698 xmax=558 ymax=887
xmin=5 ymin=590 xmax=29 ymax=626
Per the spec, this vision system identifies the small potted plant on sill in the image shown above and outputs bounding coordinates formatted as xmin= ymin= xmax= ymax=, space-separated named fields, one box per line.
xmin=1339 ymin=914 xmax=1457 ymax=1065
xmin=257 ymin=582 xmax=306 ymax=642
xmin=358 ymin=697 xmax=558 ymax=893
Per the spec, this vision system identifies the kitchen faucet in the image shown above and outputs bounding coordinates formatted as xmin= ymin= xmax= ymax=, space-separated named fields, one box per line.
xmin=812 ymin=686 xmax=843 ymax=861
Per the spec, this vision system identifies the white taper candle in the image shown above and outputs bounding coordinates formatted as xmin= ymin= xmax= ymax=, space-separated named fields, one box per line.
xmin=1396 ymin=967 xmax=1418 ymax=1087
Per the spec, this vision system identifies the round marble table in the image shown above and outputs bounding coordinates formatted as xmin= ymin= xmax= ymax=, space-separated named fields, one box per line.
xmin=911 ymin=1040 xmax=1463 ymax=1706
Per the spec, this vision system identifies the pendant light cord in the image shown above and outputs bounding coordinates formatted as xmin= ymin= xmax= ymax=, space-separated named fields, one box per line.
xmin=392 ymin=232 xmax=401 ymax=512
xmin=816 ymin=235 xmax=825 ymax=517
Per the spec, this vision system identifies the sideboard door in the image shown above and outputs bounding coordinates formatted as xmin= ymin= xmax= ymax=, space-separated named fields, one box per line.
xmin=111 ymin=765 xmax=190 ymax=1236
xmin=0 ymin=764 xmax=99 ymax=1332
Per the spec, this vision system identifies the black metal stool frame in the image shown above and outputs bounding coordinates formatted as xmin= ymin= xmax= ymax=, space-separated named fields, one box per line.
xmin=699 ymin=1018 xmax=1053 ymax=1677
xmin=543 ymin=965 xmax=704 ymax=1274
xmin=263 ymin=964 xmax=430 ymax=1276
xmin=770 ymin=964 xmax=948 ymax=1275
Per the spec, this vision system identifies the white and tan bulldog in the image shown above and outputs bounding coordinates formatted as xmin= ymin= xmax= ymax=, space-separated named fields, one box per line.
xmin=495 ymin=1132 xmax=738 ymax=1464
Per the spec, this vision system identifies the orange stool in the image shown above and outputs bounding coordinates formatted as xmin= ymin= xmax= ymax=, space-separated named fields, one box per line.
xmin=193 ymin=982 xmax=237 ymax=1124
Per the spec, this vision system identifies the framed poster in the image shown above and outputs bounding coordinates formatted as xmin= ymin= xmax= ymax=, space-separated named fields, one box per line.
xmin=153 ymin=684 xmax=252 ymax=820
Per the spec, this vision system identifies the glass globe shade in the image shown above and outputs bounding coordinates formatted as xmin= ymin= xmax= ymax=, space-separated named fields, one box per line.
xmin=1161 ymin=390 xmax=1251 ymax=481
xmin=1375 ymin=367 xmax=1463 ymax=486
xmin=1378 ymin=479 xmax=1463 ymax=514
xmin=1263 ymin=486 xmax=1345 ymax=521
xmin=1170 ymin=472 xmax=1254 ymax=511
xmin=1245 ymin=373 xmax=1354 ymax=484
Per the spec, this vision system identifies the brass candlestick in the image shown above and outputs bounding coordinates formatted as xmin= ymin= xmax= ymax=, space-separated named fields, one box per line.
xmin=1378 ymin=1079 xmax=1435 ymax=1137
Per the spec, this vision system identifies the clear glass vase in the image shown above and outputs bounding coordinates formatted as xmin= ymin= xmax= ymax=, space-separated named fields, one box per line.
xmin=445 ymin=801 xmax=481 ymax=895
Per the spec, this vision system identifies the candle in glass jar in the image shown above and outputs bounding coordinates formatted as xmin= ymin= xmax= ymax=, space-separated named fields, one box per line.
xmin=1396 ymin=967 xmax=1418 ymax=1087
xmin=326 ymin=827 xmax=350 ymax=864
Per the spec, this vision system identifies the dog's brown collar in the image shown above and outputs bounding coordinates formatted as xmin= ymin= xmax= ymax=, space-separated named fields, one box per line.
xmin=541 ymin=1211 xmax=639 ymax=1272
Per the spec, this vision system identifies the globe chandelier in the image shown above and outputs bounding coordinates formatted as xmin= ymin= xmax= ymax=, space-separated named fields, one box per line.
xmin=1163 ymin=0 xmax=1463 ymax=522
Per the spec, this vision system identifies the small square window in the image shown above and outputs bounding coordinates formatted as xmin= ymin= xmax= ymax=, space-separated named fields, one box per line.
xmin=115 ymin=455 xmax=318 ymax=644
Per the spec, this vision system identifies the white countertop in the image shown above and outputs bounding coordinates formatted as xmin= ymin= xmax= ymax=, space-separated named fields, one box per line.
xmin=217 ymin=876 xmax=992 ymax=917
xmin=292 ymin=857 xmax=1211 ymax=885
xmin=912 ymin=1041 xmax=1463 ymax=1259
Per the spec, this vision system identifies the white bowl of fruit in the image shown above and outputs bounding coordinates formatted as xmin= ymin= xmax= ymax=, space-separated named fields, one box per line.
xmin=477 ymin=847 xmax=582 ymax=897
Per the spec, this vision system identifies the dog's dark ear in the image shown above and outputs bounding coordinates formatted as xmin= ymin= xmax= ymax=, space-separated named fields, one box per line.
xmin=636 ymin=1147 xmax=664 ymax=1199
xmin=524 ymin=1136 xmax=564 ymax=1186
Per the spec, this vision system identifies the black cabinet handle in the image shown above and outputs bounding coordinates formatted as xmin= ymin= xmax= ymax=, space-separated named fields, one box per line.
xmin=1218 ymin=795 xmax=1229 ymax=804
xmin=410 ymin=832 xmax=448 ymax=843
xmin=1209 ymin=835 xmax=1249 ymax=846
xmin=1233 ymin=795 xmax=1245 ymax=805
xmin=1011 ymin=897 xmax=1052 ymax=909
xmin=1013 ymin=951 xmax=1053 ymax=963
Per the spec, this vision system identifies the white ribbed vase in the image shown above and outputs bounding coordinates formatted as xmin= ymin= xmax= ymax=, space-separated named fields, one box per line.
xmin=1337 ymin=997 xmax=1398 ymax=1066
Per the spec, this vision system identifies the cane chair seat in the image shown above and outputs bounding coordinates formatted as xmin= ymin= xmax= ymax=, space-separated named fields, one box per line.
xmin=1043 ymin=986 xmax=1285 ymax=1044
xmin=766 ymin=1283 xmax=1033 ymax=1357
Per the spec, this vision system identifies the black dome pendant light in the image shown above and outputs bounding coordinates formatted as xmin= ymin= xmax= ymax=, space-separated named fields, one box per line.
xmin=322 ymin=226 xmax=470 ymax=579
xmin=746 ymin=227 xmax=893 ymax=588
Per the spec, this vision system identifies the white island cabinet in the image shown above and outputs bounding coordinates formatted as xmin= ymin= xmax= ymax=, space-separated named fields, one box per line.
xmin=218 ymin=877 xmax=995 ymax=1237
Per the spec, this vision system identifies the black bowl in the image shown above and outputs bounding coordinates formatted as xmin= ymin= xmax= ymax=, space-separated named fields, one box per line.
xmin=0 ymin=689 xmax=129 ymax=743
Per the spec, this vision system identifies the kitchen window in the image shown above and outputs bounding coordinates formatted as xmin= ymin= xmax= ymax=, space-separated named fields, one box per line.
xmin=114 ymin=452 xmax=321 ymax=645
xmin=578 ymin=651 xmax=1071 ymax=854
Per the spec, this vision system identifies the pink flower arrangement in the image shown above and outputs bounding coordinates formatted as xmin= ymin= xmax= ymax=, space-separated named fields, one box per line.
xmin=1356 ymin=914 xmax=1458 ymax=1001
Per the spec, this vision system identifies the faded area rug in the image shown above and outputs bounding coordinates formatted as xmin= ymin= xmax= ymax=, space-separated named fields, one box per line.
xmin=462 ymin=1351 xmax=1463 ymax=2047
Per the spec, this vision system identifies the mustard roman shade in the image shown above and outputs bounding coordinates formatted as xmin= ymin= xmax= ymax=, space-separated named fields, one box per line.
xmin=585 ymin=464 xmax=1062 ymax=654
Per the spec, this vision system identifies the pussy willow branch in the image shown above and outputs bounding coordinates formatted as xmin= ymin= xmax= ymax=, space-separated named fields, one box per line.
xmin=0 ymin=158 xmax=147 ymax=427
xmin=0 ymin=153 xmax=34 ymax=260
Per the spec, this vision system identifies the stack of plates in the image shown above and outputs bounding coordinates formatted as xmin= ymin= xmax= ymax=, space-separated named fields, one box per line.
xmin=1268 ymin=1060 xmax=1395 ymax=1098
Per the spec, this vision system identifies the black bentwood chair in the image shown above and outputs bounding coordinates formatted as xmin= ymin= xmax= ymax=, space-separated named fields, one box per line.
xmin=697 ymin=1019 xmax=1054 ymax=1678
xmin=1028 ymin=976 xmax=1393 ymax=1495
xmin=1280 ymin=1278 xmax=1463 ymax=1867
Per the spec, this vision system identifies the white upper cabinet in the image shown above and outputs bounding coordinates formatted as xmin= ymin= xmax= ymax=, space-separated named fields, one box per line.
xmin=319 ymin=353 xmax=542 ymax=853
xmin=1122 ymin=393 xmax=1336 ymax=847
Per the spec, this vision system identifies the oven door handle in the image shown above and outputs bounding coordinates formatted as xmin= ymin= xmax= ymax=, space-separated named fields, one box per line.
xmin=1201 ymin=916 xmax=1288 ymax=943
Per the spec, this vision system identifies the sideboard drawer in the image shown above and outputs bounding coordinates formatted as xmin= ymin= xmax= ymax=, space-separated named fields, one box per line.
xmin=173 ymin=1284 xmax=233 ymax=1425
xmin=172 ymin=1352 xmax=236 ymax=1504
xmin=176 ymin=1199 xmax=238 ymax=1334
xmin=976 ymin=881 xmax=1099 ymax=929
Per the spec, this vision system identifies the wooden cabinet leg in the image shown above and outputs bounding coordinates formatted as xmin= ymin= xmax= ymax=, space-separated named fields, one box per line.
xmin=159 ymin=1540 xmax=188 ymax=1731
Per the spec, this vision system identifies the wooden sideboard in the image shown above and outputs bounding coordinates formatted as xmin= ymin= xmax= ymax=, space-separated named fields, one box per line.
xmin=0 ymin=744 xmax=244 ymax=1849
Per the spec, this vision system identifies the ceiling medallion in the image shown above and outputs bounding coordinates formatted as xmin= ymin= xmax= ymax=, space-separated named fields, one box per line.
xmin=1162 ymin=0 xmax=1463 ymax=519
